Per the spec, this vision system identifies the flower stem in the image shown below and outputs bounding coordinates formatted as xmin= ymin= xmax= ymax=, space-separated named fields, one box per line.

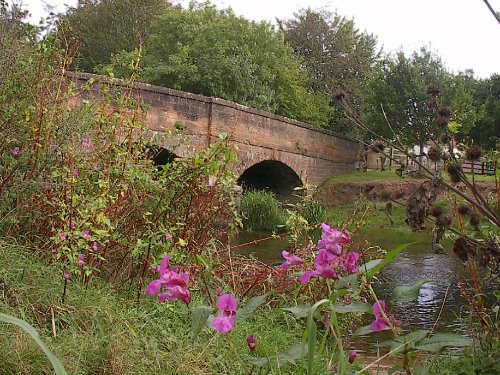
xmin=226 ymin=333 xmax=249 ymax=373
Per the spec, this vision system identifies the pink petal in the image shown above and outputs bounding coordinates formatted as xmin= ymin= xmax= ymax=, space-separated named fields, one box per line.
xmin=299 ymin=270 xmax=317 ymax=284
xmin=213 ymin=316 xmax=234 ymax=333
xmin=369 ymin=317 xmax=389 ymax=332
xmin=158 ymin=285 xmax=191 ymax=304
xmin=373 ymin=300 xmax=386 ymax=317
xmin=159 ymin=256 xmax=170 ymax=275
xmin=217 ymin=294 xmax=237 ymax=313
xmin=146 ymin=279 xmax=162 ymax=295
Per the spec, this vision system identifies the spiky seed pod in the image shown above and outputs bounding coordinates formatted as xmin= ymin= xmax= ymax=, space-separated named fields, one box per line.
xmin=439 ymin=132 xmax=451 ymax=144
xmin=465 ymin=145 xmax=483 ymax=161
xmin=457 ymin=204 xmax=470 ymax=216
xmin=438 ymin=106 xmax=453 ymax=118
xmin=453 ymin=237 xmax=476 ymax=262
xmin=436 ymin=214 xmax=451 ymax=228
xmin=447 ymin=162 xmax=462 ymax=183
xmin=370 ymin=140 xmax=385 ymax=153
xmin=430 ymin=205 xmax=443 ymax=217
xmin=332 ymin=90 xmax=347 ymax=102
xmin=427 ymin=145 xmax=441 ymax=162
xmin=469 ymin=211 xmax=482 ymax=227
xmin=426 ymin=84 xmax=442 ymax=97
xmin=437 ymin=116 xmax=449 ymax=128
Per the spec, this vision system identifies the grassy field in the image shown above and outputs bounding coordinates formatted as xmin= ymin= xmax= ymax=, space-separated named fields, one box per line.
xmin=322 ymin=169 xmax=497 ymax=186
xmin=0 ymin=240 xmax=364 ymax=375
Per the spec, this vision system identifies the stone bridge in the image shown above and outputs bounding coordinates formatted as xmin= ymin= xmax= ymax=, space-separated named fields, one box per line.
xmin=67 ymin=72 xmax=358 ymax=196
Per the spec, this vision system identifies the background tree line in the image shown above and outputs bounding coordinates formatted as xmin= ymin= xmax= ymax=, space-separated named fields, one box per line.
xmin=57 ymin=0 xmax=499 ymax=149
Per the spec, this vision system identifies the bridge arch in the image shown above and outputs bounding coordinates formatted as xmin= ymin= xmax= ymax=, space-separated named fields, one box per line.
xmin=237 ymin=160 xmax=302 ymax=198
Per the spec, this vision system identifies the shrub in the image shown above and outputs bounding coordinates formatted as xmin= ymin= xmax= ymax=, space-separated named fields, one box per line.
xmin=240 ymin=190 xmax=286 ymax=231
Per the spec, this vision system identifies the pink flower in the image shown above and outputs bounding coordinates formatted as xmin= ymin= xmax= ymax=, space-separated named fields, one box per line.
xmin=82 ymin=230 xmax=90 ymax=240
xmin=212 ymin=294 xmax=238 ymax=333
xmin=70 ymin=220 xmax=75 ymax=230
xmin=213 ymin=316 xmax=235 ymax=333
xmin=279 ymin=250 xmax=304 ymax=270
xmin=72 ymin=168 xmax=78 ymax=176
xmin=369 ymin=300 xmax=395 ymax=332
xmin=81 ymin=138 xmax=93 ymax=149
xmin=146 ymin=256 xmax=191 ymax=304
xmin=12 ymin=147 xmax=20 ymax=157
xmin=64 ymin=272 xmax=70 ymax=280
xmin=216 ymin=287 xmax=223 ymax=296
xmin=60 ymin=232 xmax=66 ymax=241
xmin=91 ymin=242 xmax=98 ymax=252
xmin=217 ymin=294 xmax=237 ymax=317
xmin=348 ymin=351 xmax=357 ymax=364
xmin=343 ymin=251 xmax=360 ymax=274
xmin=151 ymin=265 xmax=159 ymax=274
xmin=50 ymin=248 xmax=57 ymax=255
xmin=299 ymin=249 xmax=338 ymax=284
xmin=247 ymin=335 xmax=257 ymax=352
xmin=77 ymin=255 xmax=85 ymax=268
xmin=164 ymin=232 xmax=171 ymax=241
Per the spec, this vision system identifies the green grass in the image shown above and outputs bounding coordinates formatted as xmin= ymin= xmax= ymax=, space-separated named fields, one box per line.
xmin=0 ymin=239 xmax=352 ymax=374
xmin=323 ymin=169 xmax=496 ymax=186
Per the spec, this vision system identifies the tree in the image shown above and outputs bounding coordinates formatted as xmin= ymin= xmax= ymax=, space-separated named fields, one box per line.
xmin=139 ymin=2 xmax=330 ymax=126
xmin=362 ymin=48 xmax=450 ymax=150
xmin=278 ymin=8 xmax=379 ymax=135
xmin=470 ymin=74 xmax=500 ymax=150
xmin=62 ymin=0 xmax=170 ymax=72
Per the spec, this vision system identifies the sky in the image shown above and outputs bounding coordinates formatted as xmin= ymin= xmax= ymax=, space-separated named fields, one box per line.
xmin=16 ymin=0 xmax=500 ymax=78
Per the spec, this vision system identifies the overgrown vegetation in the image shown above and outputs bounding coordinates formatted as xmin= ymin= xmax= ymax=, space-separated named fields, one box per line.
xmin=1 ymin=1 xmax=499 ymax=374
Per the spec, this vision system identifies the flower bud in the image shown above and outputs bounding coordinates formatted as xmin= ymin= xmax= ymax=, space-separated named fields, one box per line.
xmin=348 ymin=351 xmax=357 ymax=364
xmin=247 ymin=335 xmax=257 ymax=352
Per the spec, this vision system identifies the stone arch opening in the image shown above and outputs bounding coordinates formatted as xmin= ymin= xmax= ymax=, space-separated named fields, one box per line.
xmin=237 ymin=160 xmax=302 ymax=198
xmin=152 ymin=147 xmax=178 ymax=166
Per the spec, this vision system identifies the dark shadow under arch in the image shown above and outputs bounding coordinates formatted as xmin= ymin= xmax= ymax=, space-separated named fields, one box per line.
xmin=152 ymin=147 xmax=178 ymax=166
xmin=237 ymin=160 xmax=302 ymax=198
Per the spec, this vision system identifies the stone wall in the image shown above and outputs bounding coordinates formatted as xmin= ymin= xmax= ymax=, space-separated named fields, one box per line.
xmin=66 ymin=71 xmax=358 ymax=187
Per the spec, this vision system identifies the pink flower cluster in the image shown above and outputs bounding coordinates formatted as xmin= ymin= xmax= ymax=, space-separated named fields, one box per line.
xmin=278 ymin=223 xmax=360 ymax=284
xmin=146 ymin=256 xmax=191 ymax=304
xmin=212 ymin=294 xmax=237 ymax=333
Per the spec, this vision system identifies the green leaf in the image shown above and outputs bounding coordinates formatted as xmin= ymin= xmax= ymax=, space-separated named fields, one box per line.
xmin=353 ymin=324 xmax=374 ymax=336
xmin=403 ymin=329 xmax=429 ymax=347
xmin=191 ymin=305 xmax=212 ymax=339
xmin=359 ymin=259 xmax=383 ymax=273
xmin=236 ymin=294 xmax=267 ymax=322
xmin=248 ymin=343 xmax=308 ymax=368
xmin=305 ymin=299 xmax=329 ymax=375
xmin=0 ymin=313 xmax=68 ymax=374
xmin=332 ymin=302 xmax=371 ymax=314
xmin=282 ymin=305 xmax=311 ymax=319
xmin=414 ymin=333 xmax=471 ymax=352
xmin=367 ymin=242 xmax=416 ymax=277
xmin=393 ymin=278 xmax=432 ymax=303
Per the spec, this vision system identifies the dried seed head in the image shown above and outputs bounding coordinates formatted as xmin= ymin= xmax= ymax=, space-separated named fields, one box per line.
xmin=469 ymin=211 xmax=482 ymax=227
xmin=426 ymin=84 xmax=441 ymax=97
xmin=453 ymin=237 xmax=475 ymax=262
xmin=447 ymin=162 xmax=462 ymax=183
xmin=457 ymin=204 xmax=470 ymax=216
xmin=427 ymin=145 xmax=442 ymax=162
xmin=438 ymin=106 xmax=453 ymax=118
xmin=465 ymin=145 xmax=483 ymax=161
xmin=439 ymin=132 xmax=451 ymax=144
xmin=436 ymin=214 xmax=451 ymax=228
xmin=437 ymin=116 xmax=449 ymax=128
xmin=332 ymin=90 xmax=347 ymax=102
xmin=430 ymin=205 xmax=444 ymax=217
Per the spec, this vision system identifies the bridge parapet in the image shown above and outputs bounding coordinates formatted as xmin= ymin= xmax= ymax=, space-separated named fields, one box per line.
xmin=65 ymin=71 xmax=358 ymax=190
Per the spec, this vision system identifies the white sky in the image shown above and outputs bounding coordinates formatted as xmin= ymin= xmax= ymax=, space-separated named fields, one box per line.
xmin=16 ymin=0 xmax=500 ymax=78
